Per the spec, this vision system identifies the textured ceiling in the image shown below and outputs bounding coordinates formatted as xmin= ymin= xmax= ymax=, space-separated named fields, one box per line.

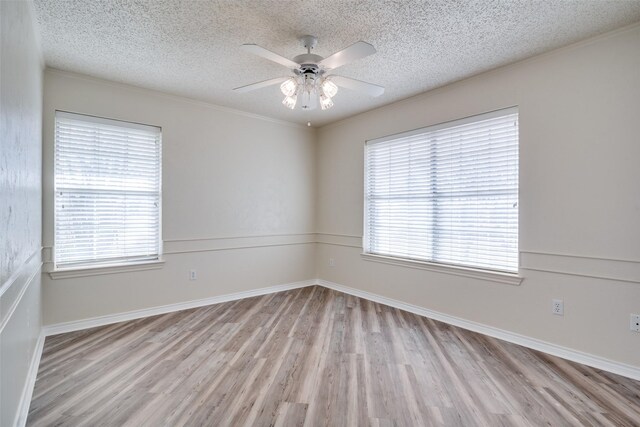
xmin=33 ymin=0 xmax=640 ymax=127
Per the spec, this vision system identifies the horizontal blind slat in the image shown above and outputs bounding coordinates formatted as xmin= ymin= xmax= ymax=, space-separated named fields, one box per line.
xmin=54 ymin=112 xmax=162 ymax=268
xmin=365 ymin=109 xmax=518 ymax=273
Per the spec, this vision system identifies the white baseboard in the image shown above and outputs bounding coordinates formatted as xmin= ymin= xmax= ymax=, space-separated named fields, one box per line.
xmin=38 ymin=277 xmax=640 ymax=383
xmin=317 ymin=279 xmax=640 ymax=381
xmin=14 ymin=331 xmax=45 ymax=427
xmin=44 ymin=279 xmax=316 ymax=336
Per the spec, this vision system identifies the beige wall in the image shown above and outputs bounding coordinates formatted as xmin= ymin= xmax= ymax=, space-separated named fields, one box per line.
xmin=42 ymin=70 xmax=317 ymax=325
xmin=316 ymin=25 xmax=640 ymax=367
xmin=0 ymin=0 xmax=44 ymax=425
xmin=40 ymin=24 xmax=640 ymax=373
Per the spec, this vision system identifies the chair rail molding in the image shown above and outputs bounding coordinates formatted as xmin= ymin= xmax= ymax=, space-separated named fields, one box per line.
xmin=0 ymin=248 xmax=42 ymax=334
xmin=520 ymin=250 xmax=640 ymax=283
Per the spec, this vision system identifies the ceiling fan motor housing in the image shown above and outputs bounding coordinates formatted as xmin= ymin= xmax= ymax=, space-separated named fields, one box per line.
xmin=294 ymin=62 xmax=325 ymax=86
xmin=294 ymin=35 xmax=323 ymax=69
xmin=293 ymin=54 xmax=324 ymax=67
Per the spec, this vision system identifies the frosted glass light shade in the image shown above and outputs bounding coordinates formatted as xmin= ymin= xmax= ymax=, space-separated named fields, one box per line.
xmin=280 ymin=78 xmax=298 ymax=97
xmin=319 ymin=94 xmax=334 ymax=110
xmin=282 ymin=94 xmax=297 ymax=109
xmin=321 ymin=79 xmax=338 ymax=98
xmin=279 ymin=76 xmax=337 ymax=110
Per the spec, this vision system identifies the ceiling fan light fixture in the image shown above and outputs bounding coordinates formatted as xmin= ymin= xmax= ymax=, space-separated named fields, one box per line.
xmin=282 ymin=94 xmax=297 ymax=109
xmin=319 ymin=94 xmax=334 ymax=110
xmin=280 ymin=77 xmax=298 ymax=97
xmin=235 ymin=36 xmax=383 ymax=113
xmin=320 ymin=78 xmax=338 ymax=98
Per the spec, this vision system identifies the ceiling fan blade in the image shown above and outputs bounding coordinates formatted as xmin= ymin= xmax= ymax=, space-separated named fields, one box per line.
xmin=241 ymin=44 xmax=300 ymax=69
xmin=233 ymin=77 xmax=288 ymax=93
xmin=319 ymin=41 xmax=376 ymax=70
xmin=331 ymin=75 xmax=385 ymax=97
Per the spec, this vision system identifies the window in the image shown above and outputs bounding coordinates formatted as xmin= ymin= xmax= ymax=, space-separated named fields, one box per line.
xmin=364 ymin=108 xmax=518 ymax=273
xmin=54 ymin=111 xmax=162 ymax=269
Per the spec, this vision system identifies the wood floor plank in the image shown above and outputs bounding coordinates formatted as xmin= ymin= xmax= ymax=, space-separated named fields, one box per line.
xmin=27 ymin=286 xmax=640 ymax=426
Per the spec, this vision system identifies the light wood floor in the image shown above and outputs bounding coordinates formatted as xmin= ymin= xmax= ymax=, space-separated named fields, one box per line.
xmin=28 ymin=286 xmax=640 ymax=426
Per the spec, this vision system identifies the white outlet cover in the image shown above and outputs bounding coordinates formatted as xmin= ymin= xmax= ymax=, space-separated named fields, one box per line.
xmin=190 ymin=270 xmax=197 ymax=280
xmin=552 ymin=299 xmax=564 ymax=316
xmin=631 ymin=314 xmax=640 ymax=332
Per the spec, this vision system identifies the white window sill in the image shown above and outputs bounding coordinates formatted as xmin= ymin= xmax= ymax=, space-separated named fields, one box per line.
xmin=360 ymin=253 xmax=523 ymax=286
xmin=48 ymin=259 xmax=165 ymax=280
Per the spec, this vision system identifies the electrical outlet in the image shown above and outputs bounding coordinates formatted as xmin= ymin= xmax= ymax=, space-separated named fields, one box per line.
xmin=328 ymin=258 xmax=336 ymax=267
xmin=631 ymin=314 xmax=640 ymax=332
xmin=552 ymin=299 xmax=564 ymax=316
xmin=189 ymin=269 xmax=197 ymax=281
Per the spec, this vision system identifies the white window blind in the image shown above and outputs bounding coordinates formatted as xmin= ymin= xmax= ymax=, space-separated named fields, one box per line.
xmin=54 ymin=111 xmax=162 ymax=268
xmin=365 ymin=108 xmax=519 ymax=273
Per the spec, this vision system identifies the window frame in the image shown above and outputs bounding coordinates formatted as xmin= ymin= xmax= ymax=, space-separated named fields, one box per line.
xmin=52 ymin=110 xmax=163 ymax=273
xmin=363 ymin=107 xmax=521 ymax=284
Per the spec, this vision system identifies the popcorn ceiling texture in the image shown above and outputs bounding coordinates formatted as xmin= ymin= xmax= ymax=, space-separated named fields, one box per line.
xmin=33 ymin=0 xmax=640 ymax=127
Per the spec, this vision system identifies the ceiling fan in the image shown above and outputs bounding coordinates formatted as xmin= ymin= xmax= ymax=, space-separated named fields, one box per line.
xmin=233 ymin=35 xmax=384 ymax=111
